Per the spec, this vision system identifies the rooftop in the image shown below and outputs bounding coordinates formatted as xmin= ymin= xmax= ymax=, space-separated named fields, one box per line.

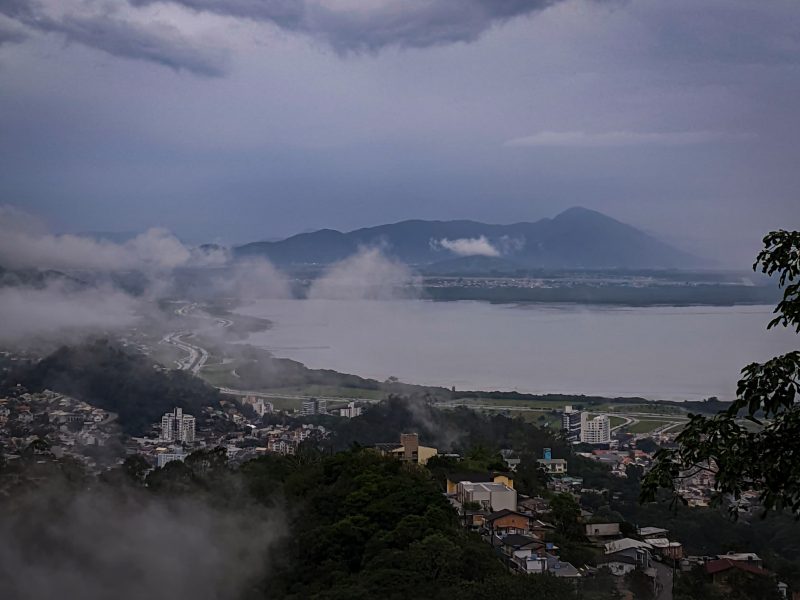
xmin=604 ymin=538 xmax=653 ymax=555
xmin=705 ymin=559 xmax=771 ymax=577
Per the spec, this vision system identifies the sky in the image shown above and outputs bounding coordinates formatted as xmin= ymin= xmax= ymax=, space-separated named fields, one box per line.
xmin=0 ymin=0 xmax=798 ymax=266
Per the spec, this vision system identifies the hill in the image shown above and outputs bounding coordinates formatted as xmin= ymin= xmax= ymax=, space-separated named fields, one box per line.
xmin=13 ymin=340 xmax=221 ymax=436
xmin=235 ymin=207 xmax=701 ymax=270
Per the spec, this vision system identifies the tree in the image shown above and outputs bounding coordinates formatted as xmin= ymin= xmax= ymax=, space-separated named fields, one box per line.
xmin=550 ymin=492 xmax=584 ymax=540
xmin=642 ymin=230 xmax=800 ymax=514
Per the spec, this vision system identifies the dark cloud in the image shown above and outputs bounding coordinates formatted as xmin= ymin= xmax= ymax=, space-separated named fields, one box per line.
xmin=129 ymin=0 xmax=558 ymax=52
xmin=0 ymin=1 xmax=228 ymax=76
xmin=0 ymin=19 xmax=26 ymax=46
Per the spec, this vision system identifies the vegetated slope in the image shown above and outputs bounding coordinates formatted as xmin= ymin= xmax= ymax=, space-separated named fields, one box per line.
xmin=15 ymin=339 xmax=221 ymax=435
xmin=235 ymin=207 xmax=700 ymax=269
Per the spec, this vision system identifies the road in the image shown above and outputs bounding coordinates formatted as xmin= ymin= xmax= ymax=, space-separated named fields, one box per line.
xmin=162 ymin=303 xmax=215 ymax=375
xmin=162 ymin=330 xmax=208 ymax=374
xmin=653 ymin=561 xmax=674 ymax=600
xmin=434 ymin=401 xmax=689 ymax=431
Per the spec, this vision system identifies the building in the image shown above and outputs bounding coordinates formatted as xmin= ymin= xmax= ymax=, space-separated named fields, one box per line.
xmin=339 ymin=401 xmax=362 ymax=418
xmin=156 ymin=450 xmax=187 ymax=468
xmin=537 ymin=457 xmax=568 ymax=474
xmin=301 ymin=398 xmax=327 ymax=416
xmin=562 ymin=406 xmax=582 ymax=442
xmin=585 ymin=522 xmax=621 ymax=540
xmin=160 ymin=407 xmax=195 ymax=443
xmin=581 ymin=413 xmax=611 ymax=444
xmin=457 ymin=481 xmax=517 ymax=512
xmin=446 ymin=472 xmax=514 ymax=495
xmin=483 ymin=509 xmax=536 ymax=536
xmin=648 ymin=538 xmax=684 ymax=560
xmin=244 ymin=396 xmax=273 ymax=417
xmin=600 ymin=538 xmax=653 ymax=576
xmin=374 ymin=433 xmax=438 ymax=465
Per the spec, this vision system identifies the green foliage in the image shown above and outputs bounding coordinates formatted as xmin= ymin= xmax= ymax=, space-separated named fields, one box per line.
xmin=14 ymin=339 xmax=221 ymax=435
xmin=642 ymin=230 xmax=800 ymax=514
xmin=624 ymin=569 xmax=654 ymax=600
xmin=330 ymin=395 xmax=567 ymax=456
xmin=549 ymin=493 xmax=585 ymax=541
xmin=675 ymin=566 xmax=783 ymax=600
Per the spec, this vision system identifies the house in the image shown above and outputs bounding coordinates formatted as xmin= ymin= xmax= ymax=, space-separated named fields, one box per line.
xmin=705 ymin=558 xmax=773 ymax=585
xmin=637 ymin=526 xmax=669 ymax=539
xmin=715 ymin=552 xmax=762 ymax=568
xmin=375 ymin=433 xmax=438 ymax=465
xmin=585 ymin=522 xmax=621 ymax=541
xmin=647 ymin=538 xmax=684 ymax=560
xmin=483 ymin=509 xmax=536 ymax=536
xmin=457 ymin=481 xmax=517 ymax=512
xmin=600 ymin=538 xmax=653 ymax=576
xmin=494 ymin=533 xmax=546 ymax=558
xmin=537 ymin=457 xmax=568 ymax=474
xmin=518 ymin=496 xmax=549 ymax=514
xmin=508 ymin=549 xmax=581 ymax=579
xmin=446 ymin=471 xmax=514 ymax=495
xmin=546 ymin=554 xmax=582 ymax=580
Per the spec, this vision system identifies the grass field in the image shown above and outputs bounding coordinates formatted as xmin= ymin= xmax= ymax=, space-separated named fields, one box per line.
xmin=623 ymin=419 xmax=672 ymax=434
xmin=607 ymin=415 xmax=627 ymax=429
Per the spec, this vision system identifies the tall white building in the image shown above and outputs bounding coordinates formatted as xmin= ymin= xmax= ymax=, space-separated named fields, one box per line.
xmin=580 ymin=413 xmax=611 ymax=444
xmin=160 ymin=407 xmax=196 ymax=443
xmin=244 ymin=396 xmax=273 ymax=417
xmin=339 ymin=401 xmax=362 ymax=418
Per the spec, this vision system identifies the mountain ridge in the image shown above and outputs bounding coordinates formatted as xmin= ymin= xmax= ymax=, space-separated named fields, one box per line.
xmin=234 ymin=207 xmax=703 ymax=270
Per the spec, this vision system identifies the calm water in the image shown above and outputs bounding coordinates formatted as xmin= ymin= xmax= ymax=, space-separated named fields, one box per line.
xmin=237 ymin=300 xmax=798 ymax=401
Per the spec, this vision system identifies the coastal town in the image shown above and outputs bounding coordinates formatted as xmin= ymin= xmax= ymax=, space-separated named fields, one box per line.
xmin=1 ymin=379 xmax=791 ymax=600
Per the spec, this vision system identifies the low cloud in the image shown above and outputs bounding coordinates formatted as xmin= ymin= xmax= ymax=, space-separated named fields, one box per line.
xmin=434 ymin=235 xmax=501 ymax=257
xmin=130 ymin=0 xmax=558 ymax=53
xmin=0 ymin=283 xmax=140 ymax=345
xmin=0 ymin=484 xmax=285 ymax=600
xmin=0 ymin=17 xmax=26 ymax=46
xmin=0 ymin=206 xmax=212 ymax=272
xmin=431 ymin=235 xmax=524 ymax=257
xmin=211 ymin=258 xmax=291 ymax=301
xmin=504 ymin=130 xmax=754 ymax=148
xmin=308 ymin=247 xmax=419 ymax=300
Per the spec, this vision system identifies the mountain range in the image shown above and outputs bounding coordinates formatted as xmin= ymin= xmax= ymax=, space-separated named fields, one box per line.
xmin=235 ymin=207 xmax=701 ymax=271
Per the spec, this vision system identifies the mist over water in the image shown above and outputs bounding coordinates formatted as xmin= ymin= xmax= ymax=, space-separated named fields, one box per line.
xmin=238 ymin=300 xmax=798 ymax=401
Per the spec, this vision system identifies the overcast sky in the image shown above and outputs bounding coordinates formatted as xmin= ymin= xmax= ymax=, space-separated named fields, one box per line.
xmin=1 ymin=0 xmax=798 ymax=266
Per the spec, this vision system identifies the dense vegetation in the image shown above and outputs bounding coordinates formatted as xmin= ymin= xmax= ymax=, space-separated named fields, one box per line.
xmin=0 ymin=444 xmax=603 ymax=600
xmin=10 ymin=339 xmax=221 ymax=435
xmin=325 ymin=395 xmax=570 ymax=455
xmin=643 ymin=230 xmax=800 ymax=514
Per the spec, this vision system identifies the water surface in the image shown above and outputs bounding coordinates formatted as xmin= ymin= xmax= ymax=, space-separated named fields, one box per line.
xmin=238 ymin=300 xmax=798 ymax=401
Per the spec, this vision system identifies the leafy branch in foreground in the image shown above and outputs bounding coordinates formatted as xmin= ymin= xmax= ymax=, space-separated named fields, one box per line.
xmin=641 ymin=230 xmax=800 ymax=515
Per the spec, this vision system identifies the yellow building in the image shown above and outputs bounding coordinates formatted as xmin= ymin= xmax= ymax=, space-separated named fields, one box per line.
xmin=377 ymin=433 xmax=438 ymax=465
xmin=446 ymin=472 xmax=514 ymax=495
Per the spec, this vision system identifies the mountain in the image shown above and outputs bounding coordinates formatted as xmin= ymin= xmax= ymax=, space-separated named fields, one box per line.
xmin=235 ymin=207 xmax=702 ymax=270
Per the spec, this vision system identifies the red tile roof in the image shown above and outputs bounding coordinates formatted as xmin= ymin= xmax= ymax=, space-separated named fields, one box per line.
xmin=705 ymin=558 xmax=771 ymax=577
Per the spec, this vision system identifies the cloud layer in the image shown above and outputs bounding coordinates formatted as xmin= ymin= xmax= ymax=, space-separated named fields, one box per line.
xmin=434 ymin=236 xmax=501 ymax=257
xmin=0 ymin=485 xmax=285 ymax=600
xmin=130 ymin=0 xmax=558 ymax=53
xmin=0 ymin=0 xmax=229 ymax=76
xmin=0 ymin=283 xmax=140 ymax=345
xmin=504 ymin=130 xmax=754 ymax=148
xmin=308 ymin=247 xmax=419 ymax=300
xmin=0 ymin=206 xmax=216 ymax=272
